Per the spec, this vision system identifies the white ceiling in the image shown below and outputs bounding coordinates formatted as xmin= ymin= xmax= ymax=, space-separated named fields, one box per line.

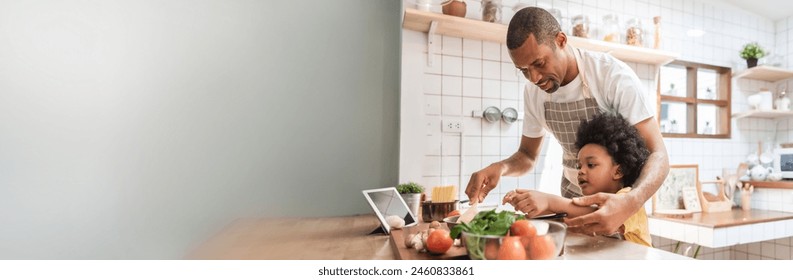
xmin=711 ymin=0 xmax=793 ymax=21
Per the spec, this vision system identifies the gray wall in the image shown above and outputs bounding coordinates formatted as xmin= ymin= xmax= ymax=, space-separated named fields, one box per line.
xmin=0 ymin=0 xmax=401 ymax=259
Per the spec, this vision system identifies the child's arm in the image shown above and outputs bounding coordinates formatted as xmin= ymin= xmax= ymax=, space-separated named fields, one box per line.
xmin=504 ymin=189 xmax=597 ymax=218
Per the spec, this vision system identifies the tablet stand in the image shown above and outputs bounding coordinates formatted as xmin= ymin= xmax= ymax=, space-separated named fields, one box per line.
xmin=368 ymin=225 xmax=387 ymax=235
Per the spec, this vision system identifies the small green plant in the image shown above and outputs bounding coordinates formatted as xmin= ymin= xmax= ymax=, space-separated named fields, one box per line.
xmin=396 ymin=182 xmax=424 ymax=194
xmin=740 ymin=42 xmax=766 ymax=59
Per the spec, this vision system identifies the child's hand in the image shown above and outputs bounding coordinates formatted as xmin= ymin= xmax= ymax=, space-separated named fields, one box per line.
xmin=502 ymin=189 xmax=551 ymax=218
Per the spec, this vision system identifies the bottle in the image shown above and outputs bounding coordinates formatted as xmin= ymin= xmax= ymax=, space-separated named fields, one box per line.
xmin=702 ymin=121 xmax=713 ymax=134
xmin=601 ymin=14 xmax=620 ymax=43
xmin=776 ymin=88 xmax=790 ymax=111
xmin=481 ymin=0 xmax=501 ymax=23
xmin=625 ymin=17 xmax=643 ymax=47
xmin=571 ymin=15 xmax=590 ymax=38
xmin=653 ymin=16 xmax=661 ymax=49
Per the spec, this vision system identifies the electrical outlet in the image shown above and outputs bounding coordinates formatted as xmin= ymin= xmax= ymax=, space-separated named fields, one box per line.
xmin=442 ymin=119 xmax=464 ymax=133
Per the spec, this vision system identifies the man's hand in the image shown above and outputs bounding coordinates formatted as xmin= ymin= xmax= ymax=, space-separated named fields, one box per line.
xmin=502 ymin=189 xmax=551 ymax=217
xmin=565 ymin=192 xmax=642 ymax=235
xmin=465 ymin=163 xmax=504 ymax=204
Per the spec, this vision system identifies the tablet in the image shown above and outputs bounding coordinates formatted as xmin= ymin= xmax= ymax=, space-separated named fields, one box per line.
xmin=362 ymin=187 xmax=418 ymax=234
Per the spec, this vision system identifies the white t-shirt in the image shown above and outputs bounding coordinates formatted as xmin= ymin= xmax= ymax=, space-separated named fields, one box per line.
xmin=522 ymin=47 xmax=654 ymax=138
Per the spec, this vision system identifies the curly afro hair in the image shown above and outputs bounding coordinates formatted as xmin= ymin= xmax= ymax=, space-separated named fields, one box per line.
xmin=575 ymin=113 xmax=649 ymax=187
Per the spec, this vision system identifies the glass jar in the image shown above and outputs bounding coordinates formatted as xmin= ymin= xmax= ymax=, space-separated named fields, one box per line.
xmin=482 ymin=0 xmax=501 ymax=23
xmin=571 ymin=15 xmax=590 ymax=38
xmin=625 ymin=17 xmax=643 ymax=47
xmin=601 ymin=14 xmax=620 ymax=43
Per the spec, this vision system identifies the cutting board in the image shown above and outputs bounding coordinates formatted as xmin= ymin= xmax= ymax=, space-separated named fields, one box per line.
xmin=389 ymin=222 xmax=469 ymax=260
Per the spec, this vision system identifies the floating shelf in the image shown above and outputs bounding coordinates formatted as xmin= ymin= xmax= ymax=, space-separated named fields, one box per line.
xmin=731 ymin=110 xmax=793 ymax=119
xmin=733 ymin=65 xmax=793 ymax=82
xmin=740 ymin=180 xmax=793 ymax=189
xmin=402 ymin=8 xmax=679 ymax=65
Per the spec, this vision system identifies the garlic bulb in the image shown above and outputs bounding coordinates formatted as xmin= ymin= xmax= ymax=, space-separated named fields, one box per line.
xmin=386 ymin=215 xmax=405 ymax=229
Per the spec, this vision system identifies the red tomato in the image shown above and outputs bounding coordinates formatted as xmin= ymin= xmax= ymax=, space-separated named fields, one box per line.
xmin=426 ymin=229 xmax=453 ymax=254
xmin=497 ymin=236 xmax=527 ymax=260
xmin=509 ymin=220 xmax=537 ymax=237
xmin=528 ymin=235 xmax=556 ymax=260
xmin=483 ymin=239 xmax=500 ymax=260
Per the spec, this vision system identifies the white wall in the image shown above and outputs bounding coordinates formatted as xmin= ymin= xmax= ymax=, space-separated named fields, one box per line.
xmin=0 ymin=0 xmax=401 ymax=259
xmin=400 ymin=0 xmax=793 ymax=259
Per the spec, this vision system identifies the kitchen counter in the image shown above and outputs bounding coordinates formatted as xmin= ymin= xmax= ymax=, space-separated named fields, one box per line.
xmin=649 ymin=209 xmax=793 ymax=248
xmin=188 ymin=214 xmax=689 ymax=260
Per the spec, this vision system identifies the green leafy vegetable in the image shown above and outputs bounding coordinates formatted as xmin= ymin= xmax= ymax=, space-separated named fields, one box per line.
xmin=450 ymin=209 xmax=523 ymax=238
xmin=450 ymin=209 xmax=524 ymax=260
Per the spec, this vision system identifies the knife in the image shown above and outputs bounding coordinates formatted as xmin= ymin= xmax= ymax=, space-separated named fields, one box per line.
xmin=458 ymin=202 xmax=479 ymax=224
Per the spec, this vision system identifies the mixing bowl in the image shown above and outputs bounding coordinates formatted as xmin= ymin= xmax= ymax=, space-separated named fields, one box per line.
xmin=460 ymin=220 xmax=566 ymax=260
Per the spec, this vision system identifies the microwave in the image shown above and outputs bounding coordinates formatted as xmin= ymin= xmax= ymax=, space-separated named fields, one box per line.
xmin=775 ymin=148 xmax=793 ymax=179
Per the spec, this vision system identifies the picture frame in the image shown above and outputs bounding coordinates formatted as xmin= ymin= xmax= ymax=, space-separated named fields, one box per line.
xmin=652 ymin=164 xmax=700 ymax=214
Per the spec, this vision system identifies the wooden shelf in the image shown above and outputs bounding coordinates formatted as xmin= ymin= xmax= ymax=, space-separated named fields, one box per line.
xmin=402 ymin=8 xmax=679 ymax=65
xmin=741 ymin=180 xmax=793 ymax=189
xmin=731 ymin=110 xmax=793 ymax=119
xmin=733 ymin=65 xmax=793 ymax=82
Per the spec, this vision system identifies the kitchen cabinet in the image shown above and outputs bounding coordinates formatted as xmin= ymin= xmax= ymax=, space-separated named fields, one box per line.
xmin=649 ymin=209 xmax=793 ymax=248
xmin=402 ymin=8 xmax=679 ymax=66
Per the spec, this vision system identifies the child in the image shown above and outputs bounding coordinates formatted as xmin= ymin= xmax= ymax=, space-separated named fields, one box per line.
xmin=503 ymin=113 xmax=652 ymax=247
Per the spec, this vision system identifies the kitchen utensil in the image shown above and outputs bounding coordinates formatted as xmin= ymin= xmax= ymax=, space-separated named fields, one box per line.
xmin=420 ymin=200 xmax=459 ymax=222
xmin=443 ymin=215 xmax=461 ymax=229
xmin=460 ymin=220 xmax=566 ymax=260
xmin=482 ymin=106 xmax=501 ymax=122
xmin=747 ymin=93 xmax=762 ymax=110
xmin=748 ymin=165 xmax=773 ymax=181
xmin=458 ymin=202 xmax=479 ymax=224
xmin=501 ymin=107 xmax=518 ymax=123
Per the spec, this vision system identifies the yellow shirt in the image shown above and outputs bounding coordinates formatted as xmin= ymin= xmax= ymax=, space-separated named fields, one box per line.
xmin=617 ymin=187 xmax=653 ymax=247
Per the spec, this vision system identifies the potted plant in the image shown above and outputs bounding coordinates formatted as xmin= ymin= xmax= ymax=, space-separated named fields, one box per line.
xmin=740 ymin=42 xmax=766 ymax=68
xmin=396 ymin=182 xmax=424 ymax=217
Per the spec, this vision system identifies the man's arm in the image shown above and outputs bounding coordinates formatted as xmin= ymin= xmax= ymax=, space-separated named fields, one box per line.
xmin=566 ymin=117 xmax=669 ymax=234
xmin=465 ymin=135 xmax=544 ymax=203
xmin=625 ymin=117 xmax=670 ymax=207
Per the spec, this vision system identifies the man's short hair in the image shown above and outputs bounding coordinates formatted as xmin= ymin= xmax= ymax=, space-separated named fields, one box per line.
xmin=506 ymin=7 xmax=562 ymax=50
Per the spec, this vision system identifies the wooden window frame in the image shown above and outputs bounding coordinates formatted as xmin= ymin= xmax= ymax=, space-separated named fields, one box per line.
xmin=657 ymin=60 xmax=731 ymax=139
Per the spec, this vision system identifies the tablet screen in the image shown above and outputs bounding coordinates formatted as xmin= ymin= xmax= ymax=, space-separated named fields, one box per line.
xmin=362 ymin=187 xmax=418 ymax=234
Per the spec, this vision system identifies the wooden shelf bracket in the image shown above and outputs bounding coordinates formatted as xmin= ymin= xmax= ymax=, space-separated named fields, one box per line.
xmin=427 ymin=21 xmax=438 ymax=67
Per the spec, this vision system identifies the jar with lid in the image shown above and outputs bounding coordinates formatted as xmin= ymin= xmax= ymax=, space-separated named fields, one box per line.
xmin=625 ymin=17 xmax=644 ymax=47
xmin=571 ymin=15 xmax=590 ymax=38
xmin=601 ymin=14 xmax=620 ymax=43
xmin=481 ymin=0 xmax=501 ymax=23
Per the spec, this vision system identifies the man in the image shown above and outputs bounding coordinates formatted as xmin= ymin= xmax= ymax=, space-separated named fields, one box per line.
xmin=464 ymin=7 xmax=669 ymax=236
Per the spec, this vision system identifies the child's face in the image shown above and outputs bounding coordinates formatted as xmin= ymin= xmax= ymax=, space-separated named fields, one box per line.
xmin=577 ymin=143 xmax=623 ymax=195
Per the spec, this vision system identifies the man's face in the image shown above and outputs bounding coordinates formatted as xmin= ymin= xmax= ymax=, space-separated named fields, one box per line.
xmin=508 ymin=33 xmax=566 ymax=93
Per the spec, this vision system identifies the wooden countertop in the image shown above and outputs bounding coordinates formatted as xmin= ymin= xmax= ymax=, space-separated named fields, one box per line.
xmin=650 ymin=209 xmax=793 ymax=228
xmin=188 ymin=214 xmax=689 ymax=260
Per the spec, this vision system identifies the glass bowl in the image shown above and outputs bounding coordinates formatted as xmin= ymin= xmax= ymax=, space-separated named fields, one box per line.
xmin=460 ymin=220 xmax=566 ymax=260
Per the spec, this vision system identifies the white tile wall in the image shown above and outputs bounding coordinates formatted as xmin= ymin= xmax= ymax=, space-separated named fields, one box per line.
xmin=401 ymin=0 xmax=793 ymax=259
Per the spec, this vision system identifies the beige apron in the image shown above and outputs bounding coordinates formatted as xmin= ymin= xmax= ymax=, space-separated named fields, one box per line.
xmin=543 ymin=47 xmax=602 ymax=198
